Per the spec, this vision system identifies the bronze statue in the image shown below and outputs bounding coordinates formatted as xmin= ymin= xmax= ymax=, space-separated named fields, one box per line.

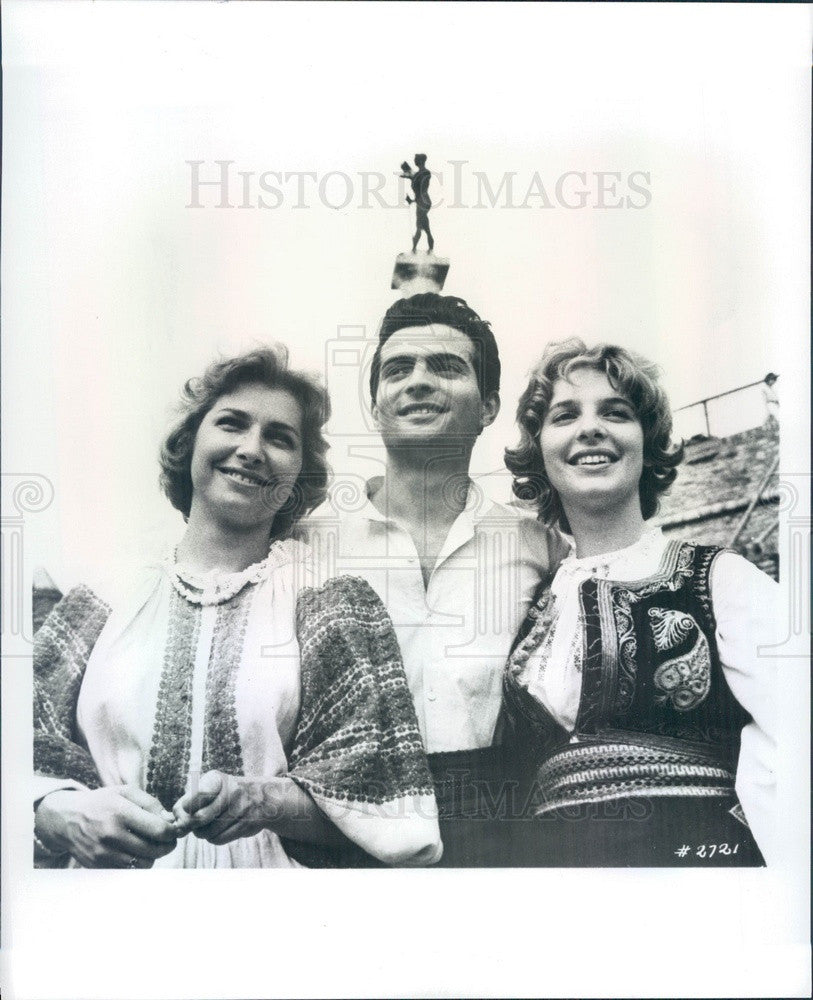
xmin=400 ymin=154 xmax=434 ymax=253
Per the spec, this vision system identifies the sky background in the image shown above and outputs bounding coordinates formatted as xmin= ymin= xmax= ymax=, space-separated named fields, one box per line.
xmin=2 ymin=5 xmax=811 ymax=999
xmin=4 ymin=2 xmax=810 ymax=590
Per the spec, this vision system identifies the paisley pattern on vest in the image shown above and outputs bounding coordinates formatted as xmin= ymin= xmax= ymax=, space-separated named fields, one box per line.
xmin=576 ymin=541 xmax=750 ymax=747
xmin=649 ymin=607 xmax=712 ymax=712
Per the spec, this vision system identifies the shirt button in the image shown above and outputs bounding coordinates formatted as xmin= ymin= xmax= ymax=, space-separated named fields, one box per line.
xmin=427 ymin=690 xmax=437 ymax=702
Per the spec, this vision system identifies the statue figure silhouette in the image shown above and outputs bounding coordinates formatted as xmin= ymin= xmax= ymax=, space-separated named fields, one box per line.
xmin=400 ymin=153 xmax=434 ymax=253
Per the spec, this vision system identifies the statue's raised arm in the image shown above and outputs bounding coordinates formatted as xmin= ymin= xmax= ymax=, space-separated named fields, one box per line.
xmin=399 ymin=153 xmax=434 ymax=253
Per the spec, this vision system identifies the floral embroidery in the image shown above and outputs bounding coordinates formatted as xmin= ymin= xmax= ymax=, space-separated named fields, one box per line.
xmin=201 ymin=588 xmax=253 ymax=777
xmin=612 ymin=588 xmax=637 ymax=714
xmin=508 ymin=590 xmax=559 ymax=674
xmin=649 ymin=607 xmax=697 ymax=652
xmin=630 ymin=540 xmax=695 ymax=600
xmin=651 ymin=610 xmax=712 ymax=712
xmin=34 ymin=585 xmax=111 ymax=742
xmin=291 ymin=575 xmax=435 ymax=803
xmin=145 ymin=591 xmax=201 ymax=810
xmin=33 ymin=587 xmax=112 ymax=806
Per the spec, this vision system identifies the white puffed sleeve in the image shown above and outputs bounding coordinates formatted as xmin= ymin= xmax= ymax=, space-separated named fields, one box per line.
xmin=710 ymin=552 xmax=779 ymax=865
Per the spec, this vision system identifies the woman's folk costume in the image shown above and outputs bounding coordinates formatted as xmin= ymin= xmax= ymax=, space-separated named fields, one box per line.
xmin=502 ymin=528 xmax=775 ymax=866
xmin=34 ymin=539 xmax=441 ymax=868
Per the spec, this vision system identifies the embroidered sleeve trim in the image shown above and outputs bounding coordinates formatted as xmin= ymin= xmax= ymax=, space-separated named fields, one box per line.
xmin=290 ymin=575 xmax=436 ymax=805
xmin=34 ymin=586 xmax=111 ymax=789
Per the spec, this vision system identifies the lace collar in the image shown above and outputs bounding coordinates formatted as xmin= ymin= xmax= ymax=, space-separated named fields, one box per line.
xmin=164 ymin=537 xmax=304 ymax=606
xmin=557 ymin=526 xmax=668 ymax=584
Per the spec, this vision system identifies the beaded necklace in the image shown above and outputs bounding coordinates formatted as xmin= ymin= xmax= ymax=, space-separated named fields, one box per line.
xmin=166 ymin=543 xmax=277 ymax=606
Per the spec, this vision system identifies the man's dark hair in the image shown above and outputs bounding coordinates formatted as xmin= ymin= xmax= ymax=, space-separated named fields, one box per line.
xmin=369 ymin=293 xmax=501 ymax=405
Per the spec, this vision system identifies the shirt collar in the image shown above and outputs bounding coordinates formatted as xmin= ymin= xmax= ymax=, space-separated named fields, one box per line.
xmin=362 ymin=476 xmax=498 ymax=526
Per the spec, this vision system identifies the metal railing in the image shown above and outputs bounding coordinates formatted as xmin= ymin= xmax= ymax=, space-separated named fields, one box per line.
xmin=672 ymin=377 xmax=777 ymax=440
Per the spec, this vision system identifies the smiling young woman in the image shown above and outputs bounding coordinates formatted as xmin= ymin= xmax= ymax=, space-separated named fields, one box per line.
xmin=537 ymin=365 xmax=646 ymax=555
xmin=501 ymin=339 xmax=778 ymax=867
xmin=33 ymin=345 xmax=441 ymax=869
xmin=187 ymin=383 xmax=304 ymax=539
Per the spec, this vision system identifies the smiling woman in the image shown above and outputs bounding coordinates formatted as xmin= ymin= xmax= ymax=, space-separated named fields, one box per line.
xmin=32 ymin=346 xmax=441 ymax=869
xmin=538 ymin=366 xmax=647 ymax=547
xmin=189 ymin=385 xmax=304 ymax=532
xmin=159 ymin=349 xmax=329 ymax=546
xmin=500 ymin=339 xmax=778 ymax=867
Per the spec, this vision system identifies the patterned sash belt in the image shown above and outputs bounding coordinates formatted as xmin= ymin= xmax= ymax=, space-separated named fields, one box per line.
xmin=533 ymin=730 xmax=737 ymax=816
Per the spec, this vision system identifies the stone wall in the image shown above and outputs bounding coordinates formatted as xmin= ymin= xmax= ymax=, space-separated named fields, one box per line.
xmin=654 ymin=422 xmax=779 ymax=580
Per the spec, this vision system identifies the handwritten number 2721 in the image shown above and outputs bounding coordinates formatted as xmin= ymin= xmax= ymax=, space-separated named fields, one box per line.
xmin=696 ymin=843 xmax=739 ymax=857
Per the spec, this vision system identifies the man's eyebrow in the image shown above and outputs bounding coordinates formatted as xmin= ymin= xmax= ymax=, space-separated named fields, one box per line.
xmin=425 ymin=352 xmax=469 ymax=365
xmin=379 ymin=354 xmax=415 ymax=369
xmin=381 ymin=351 xmax=469 ymax=367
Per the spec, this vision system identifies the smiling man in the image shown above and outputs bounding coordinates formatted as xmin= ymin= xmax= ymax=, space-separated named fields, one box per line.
xmin=306 ymin=294 xmax=564 ymax=863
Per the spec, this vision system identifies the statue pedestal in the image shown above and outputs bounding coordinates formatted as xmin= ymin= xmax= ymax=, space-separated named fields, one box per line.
xmin=391 ymin=252 xmax=450 ymax=296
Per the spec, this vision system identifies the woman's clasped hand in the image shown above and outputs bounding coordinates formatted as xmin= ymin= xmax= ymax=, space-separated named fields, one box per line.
xmin=172 ymin=770 xmax=275 ymax=846
xmin=36 ymin=772 xmax=293 ymax=868
xmin=35 ymin=785 xmax=179 ymax=869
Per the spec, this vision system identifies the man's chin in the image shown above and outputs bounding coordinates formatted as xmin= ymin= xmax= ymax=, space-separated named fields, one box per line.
xmin=380 ymin=428 xmax=477 ymax=448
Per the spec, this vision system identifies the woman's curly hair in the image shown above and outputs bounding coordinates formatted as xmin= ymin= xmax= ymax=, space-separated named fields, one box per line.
xmin=504 ymin=338 xmax=683 ymax=534
xmin=159 ymin=345 xmax=330 ymax=538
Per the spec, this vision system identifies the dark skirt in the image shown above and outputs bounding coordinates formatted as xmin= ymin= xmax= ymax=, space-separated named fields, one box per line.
xmin=428 ymin=747 xmax=764 ymax=868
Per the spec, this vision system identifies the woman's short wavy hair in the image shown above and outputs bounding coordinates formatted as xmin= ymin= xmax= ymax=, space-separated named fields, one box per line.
xmin=159 ymin=345 xmax=330 ymax=538
xmin=505 ymin=338 xmax=683 ymax=533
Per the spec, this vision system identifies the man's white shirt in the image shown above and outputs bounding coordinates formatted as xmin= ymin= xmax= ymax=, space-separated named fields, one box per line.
xmin=304 ymin=478 xmax=559 ymax=753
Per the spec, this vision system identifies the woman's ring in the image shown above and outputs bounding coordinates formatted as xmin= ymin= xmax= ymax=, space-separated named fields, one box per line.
xmin=128 ymin=857 xmax=139 ymax=869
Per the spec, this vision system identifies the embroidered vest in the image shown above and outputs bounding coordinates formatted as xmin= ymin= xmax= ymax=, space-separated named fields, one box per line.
xmin=577 ymin=541 xmax=750 ymax=744
xmin=504 ymin=541 xmax=751 ymax=813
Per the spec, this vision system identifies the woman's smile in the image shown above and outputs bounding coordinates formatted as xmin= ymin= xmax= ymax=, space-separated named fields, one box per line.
xmin=217 ymin=466 xmax=270 ymax=488
xmin=540 ymin=367 xmax=644 ymax=515
xmin=189 ymin=382 xmax=304 ymax=532
xmin=566 ymin=448 xmax=619 ymax=468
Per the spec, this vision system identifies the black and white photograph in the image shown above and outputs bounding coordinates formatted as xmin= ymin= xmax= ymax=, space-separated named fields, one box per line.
xmin=2 ymin=2 xmax=810 ymax=998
